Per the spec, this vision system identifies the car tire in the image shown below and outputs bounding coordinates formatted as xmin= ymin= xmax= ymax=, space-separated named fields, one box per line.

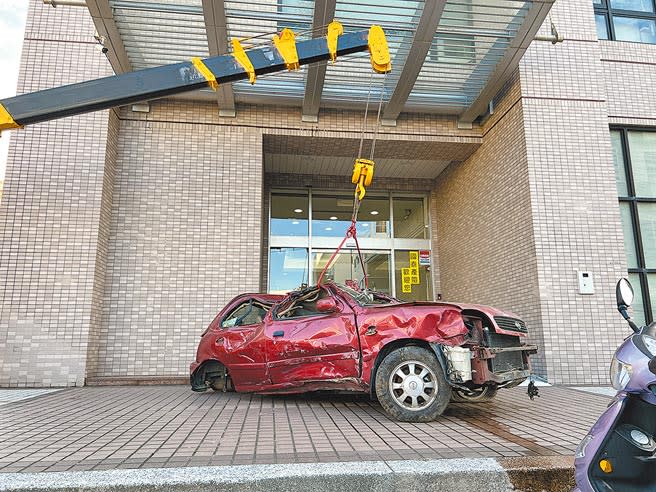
xmin=451 ymin=385 xmax=498 ymax=403
xmin=375 ymin=346 xmax=451 ymax=422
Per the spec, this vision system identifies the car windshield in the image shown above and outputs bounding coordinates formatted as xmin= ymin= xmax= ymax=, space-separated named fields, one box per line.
xmin=336 ymin=284 xmax=399 ymax=306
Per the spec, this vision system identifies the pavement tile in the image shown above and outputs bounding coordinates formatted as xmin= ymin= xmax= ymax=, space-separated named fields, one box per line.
xmin=0 ymin=385 xmax=611 ymax=473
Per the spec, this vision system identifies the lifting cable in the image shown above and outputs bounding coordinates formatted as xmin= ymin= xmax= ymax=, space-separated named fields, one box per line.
xmin=317 ymin=68 xmax=389 ymax=288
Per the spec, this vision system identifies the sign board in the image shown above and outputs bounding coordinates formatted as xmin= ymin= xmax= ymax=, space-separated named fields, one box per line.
xmin=419 ymin=250 xmax=431 ymax=266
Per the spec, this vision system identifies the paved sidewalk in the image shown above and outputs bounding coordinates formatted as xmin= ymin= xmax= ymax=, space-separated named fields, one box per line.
xmin=0 ymin=385 xmax=609 ymax=474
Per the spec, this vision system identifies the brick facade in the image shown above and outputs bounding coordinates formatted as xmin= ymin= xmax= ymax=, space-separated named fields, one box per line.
xmin=0 ymin=0 xmax=645 ymax=386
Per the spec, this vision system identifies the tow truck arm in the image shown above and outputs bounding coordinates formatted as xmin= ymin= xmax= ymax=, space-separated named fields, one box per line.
xmin=0 ymin=23 xmax=390 ymax=133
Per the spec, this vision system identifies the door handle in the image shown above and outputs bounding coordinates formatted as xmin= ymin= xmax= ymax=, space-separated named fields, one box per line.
xmin=273 ymin=330 xmax=284 ymax=337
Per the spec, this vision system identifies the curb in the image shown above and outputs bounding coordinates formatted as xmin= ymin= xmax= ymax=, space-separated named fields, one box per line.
xmin=0 ymin=457 xmax=574 ymax=492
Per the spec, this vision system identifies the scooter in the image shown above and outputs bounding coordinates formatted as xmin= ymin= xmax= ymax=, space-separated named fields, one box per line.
xmin=574 ymin=278 xmax=656 ymax=492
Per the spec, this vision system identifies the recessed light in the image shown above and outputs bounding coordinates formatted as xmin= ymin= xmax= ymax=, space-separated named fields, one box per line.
xmin=370 ymin=210 xmax=379 ymax=215
xmin=294 ymin=208 xmax=303 ymax=213
xmin=325 ymin=227 xmax=333 ymax=231
xmin=292 ymin=220 xmax=300 ymax=225
xmin=329 ymin=216 xmax=338 ymax=220
xmin=362 ymin=223 xmax=369 ymax=227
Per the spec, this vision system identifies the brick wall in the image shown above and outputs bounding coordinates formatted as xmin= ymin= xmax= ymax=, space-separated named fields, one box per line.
xmin=432 ymin=73 xmax=546 ymax=376
xmin=0 ymin=0 xmax=114 ymax=387
xmin=517 ymin=0 xmax=629 ymax=384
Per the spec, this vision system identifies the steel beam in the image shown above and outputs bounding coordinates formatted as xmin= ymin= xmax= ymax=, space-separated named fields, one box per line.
xmin=458 ymin=0 xmax=555 ymax=125
xmin=85 ymin=0 xmax=132 ymax=74
xmin=380 ymin=0 xmax=447 ymax=126
xmin=0 ymin=31 xmax=373 ymax=128
xmin=201 ymin=0 xmax=235 ymax=117
xmin=301 ymin=0 xmax=336 ymax=123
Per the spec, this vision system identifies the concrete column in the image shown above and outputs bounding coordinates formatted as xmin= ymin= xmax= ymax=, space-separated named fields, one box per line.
xmin=0 ymin=0 xmax=114 ymax=387
xmin=519 ymin=0 xmax=628 ymax=384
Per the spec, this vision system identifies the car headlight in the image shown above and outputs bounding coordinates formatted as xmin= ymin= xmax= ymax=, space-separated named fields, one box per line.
xmin=610 ymin=356 xmax=633 ymax=390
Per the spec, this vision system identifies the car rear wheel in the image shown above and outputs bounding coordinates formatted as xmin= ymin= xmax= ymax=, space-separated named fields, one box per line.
xmin=451 ymin=385 xmax=498 ymax=403
xmin=375 ymin=346 xmax=451 ymax=422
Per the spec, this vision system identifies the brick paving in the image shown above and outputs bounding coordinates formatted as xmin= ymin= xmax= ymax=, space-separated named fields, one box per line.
xmin=0 ymin=385 xmax=610 ymax=474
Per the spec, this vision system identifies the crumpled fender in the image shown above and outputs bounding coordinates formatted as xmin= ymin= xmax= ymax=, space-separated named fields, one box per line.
xmin=357 ymin=305 xmax=467 ymax=385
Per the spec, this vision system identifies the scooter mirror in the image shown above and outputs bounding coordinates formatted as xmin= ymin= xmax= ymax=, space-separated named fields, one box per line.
xmin=616 ymin=277 xmax=634 ymax=308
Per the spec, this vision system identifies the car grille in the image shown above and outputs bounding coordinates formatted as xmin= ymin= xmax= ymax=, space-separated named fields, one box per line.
xmin=487 ymin=331 xmax=521 ymax=348
xmin=487 ymin=331 xmax=528 ymax=373
xmin=494 ymin=316 xmax=528 ymax=333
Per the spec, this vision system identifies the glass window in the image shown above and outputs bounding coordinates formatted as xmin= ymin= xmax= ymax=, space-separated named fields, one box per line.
xmin=394 ymin=250 xmax=433 ymax=302
xmin=393 ymin=197 xmax=428 ymax=239
xmin=221 ymin=301 xmax=268 ymax=328
xmin=616 ymin=128 xmax=656 ymax=323
xmin=596 ymin=14 xmax=610 ymax=39
xmin=270 ymin=193 xmax=309 ymax=237
xmin=311 ymin=194 xmax=390 ymax=238
xmin=639 ymin=203 xmax=656 ymax=268
xmin=628 ymin=132 xmax=656 ymax=197
xmin=620 ymin=203 xmax=639 ymax=268
xmin=610 ymin=0 xmax=654 ymax=12
xmin=611 ymin=131 xmax=628 ymax=195
xmin=311 ymin=251 xmax=391 ymax=293
xmin=269 ymin=248 xmax=308 ymax=294
xmin=630 ymin=273 xmax=646 ymax=326
xmin=613 ymin=16 xmax=656 ymax=43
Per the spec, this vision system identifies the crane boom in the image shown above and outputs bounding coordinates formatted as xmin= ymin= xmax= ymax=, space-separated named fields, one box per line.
xmin=0 ymin=24 xmax=390 ymax=133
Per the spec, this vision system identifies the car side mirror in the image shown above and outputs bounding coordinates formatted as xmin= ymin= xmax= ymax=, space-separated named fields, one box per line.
xmin=616 ymin=278 xmax=634 ymax=308
xmin=317 ymin=297 xmax=339 ymax=313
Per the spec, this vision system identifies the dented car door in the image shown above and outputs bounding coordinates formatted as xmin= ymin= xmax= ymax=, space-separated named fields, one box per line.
xmin=265 ymin=288 xmax=360 ymax=384
xmin=216 ymin=299 xmax=269 ymax=389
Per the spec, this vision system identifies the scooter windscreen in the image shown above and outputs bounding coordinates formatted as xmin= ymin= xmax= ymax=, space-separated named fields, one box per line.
xmin=588 ymin=393 xmax=656 ymax=491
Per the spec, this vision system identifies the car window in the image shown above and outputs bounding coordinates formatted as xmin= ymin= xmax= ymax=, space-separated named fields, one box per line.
xmin=275 ymin=288 xmax=332 ymax=319
xmin=221 ymin=300 xmax=268 ymax=328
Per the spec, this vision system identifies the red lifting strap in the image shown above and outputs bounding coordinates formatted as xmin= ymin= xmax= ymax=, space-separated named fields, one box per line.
xmin=317 ymin=220 xmax=369 ymax=289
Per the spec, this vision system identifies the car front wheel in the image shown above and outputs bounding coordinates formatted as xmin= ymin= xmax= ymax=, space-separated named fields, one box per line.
xmin=375 ymin=346 xmax=451 ymax=422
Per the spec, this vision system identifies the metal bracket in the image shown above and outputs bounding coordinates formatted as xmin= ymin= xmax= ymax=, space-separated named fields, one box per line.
xmin=327 ymin=21 xmax=344 ymax=63
xmin=191 ymin=57 xmax=218 ymax=91
xmin=0 ymin=103 xmax=21 ymax=133
xmin=231 ymin=39 xmax=256 ymax=84
xmin=367 ymin=25 xmax=391 ymax=74
xmin=273 ymin=28 xmax=300 ymax=71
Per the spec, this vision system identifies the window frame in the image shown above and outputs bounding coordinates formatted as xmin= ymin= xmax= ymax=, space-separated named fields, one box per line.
xmin=267 ymin=188 xmax=432 ymax=299
xmin=594 ymin=0 xmax=656 ymax=42
xmin=613 ymin=126 xmax=656 ymax=323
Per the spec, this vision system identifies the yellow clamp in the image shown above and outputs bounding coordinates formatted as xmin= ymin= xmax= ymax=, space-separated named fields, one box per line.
xmin=0 ymin=103 xmax=21 ymax=134
xmin=231 ymin=39 xmax=256 ymax=84
xmin=273 ymin=28 xmax=300 ymax=71
xmin=368 ymin=25 xmax=392 ymax=74
xmin=352 ymin=158 xmax=375 ymax=201
xmin=327 ymin=21 xmax=344 ymax=63
xmin=191 ymin=57 xmax=218 ymax=91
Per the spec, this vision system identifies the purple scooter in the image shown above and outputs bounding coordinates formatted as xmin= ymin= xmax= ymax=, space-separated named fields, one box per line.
xmin=574 ymin=278 xmax=656 ymax=492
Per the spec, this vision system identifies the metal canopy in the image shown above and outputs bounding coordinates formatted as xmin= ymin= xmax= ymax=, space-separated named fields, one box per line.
xmin=100 ymin=0 xmax=553 ymax=123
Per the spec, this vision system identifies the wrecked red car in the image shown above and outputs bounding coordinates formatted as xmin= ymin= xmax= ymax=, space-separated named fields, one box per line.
xmin=190 ymin=283 xmax=537 ymax=422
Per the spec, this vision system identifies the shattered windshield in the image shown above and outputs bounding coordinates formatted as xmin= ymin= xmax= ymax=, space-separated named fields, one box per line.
xmin=336 ymin=284 xmax=399 ymax=306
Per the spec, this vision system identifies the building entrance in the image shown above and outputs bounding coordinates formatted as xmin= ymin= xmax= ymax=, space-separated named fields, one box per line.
xmin=268 ymin=189 xmax=433 ymax=301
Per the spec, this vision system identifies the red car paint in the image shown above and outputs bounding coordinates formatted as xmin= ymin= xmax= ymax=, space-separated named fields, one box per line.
xmin=190 ymin=283 xmax=536 ymax=394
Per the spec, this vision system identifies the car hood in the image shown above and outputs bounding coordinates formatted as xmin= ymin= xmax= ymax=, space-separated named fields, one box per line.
xmin=368 ymin=300 xmax=527 ymax=336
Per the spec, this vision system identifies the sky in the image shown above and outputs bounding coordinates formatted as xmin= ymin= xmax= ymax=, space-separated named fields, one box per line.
xmin=0 ymin=0 xmax=29 ymax=180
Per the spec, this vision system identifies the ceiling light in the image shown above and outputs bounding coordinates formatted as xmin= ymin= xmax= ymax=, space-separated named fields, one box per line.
xmin=329 ymin=216 xmax=338 ymax=220
xmin=292 ymin=221 xmax=300 ymax=225
xmin=294 ymin=208 xmax=303 ymax=213
xmin=362 ymin=223 xmax=369 ymax=227
xmin=325 ymin=227 xmax=333 ymax=231
xmin=370 ymin=210 xmax=379 ymax=215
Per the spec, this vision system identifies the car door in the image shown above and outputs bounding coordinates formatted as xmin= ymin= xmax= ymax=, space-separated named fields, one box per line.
xmin=265 ymin=287 xmax=360 ymax=385
xmin=216 ymin=298 xmax=270 ymax=390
